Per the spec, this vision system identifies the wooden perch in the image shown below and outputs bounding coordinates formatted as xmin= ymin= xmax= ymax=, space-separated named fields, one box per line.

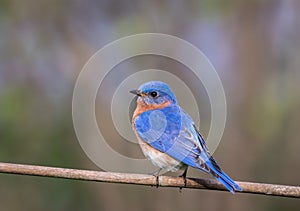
xmin=0 ymin=162 xmax=299 ymax=198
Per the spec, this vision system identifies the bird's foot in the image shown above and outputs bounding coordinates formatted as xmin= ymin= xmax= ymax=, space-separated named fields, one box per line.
xmin=151 ymin=168 xmax=161 ymax=188
xmin=178 ymin=168 xmax=188 ymax=192
xmin=155 ymin=175 xmax=159 ymax=188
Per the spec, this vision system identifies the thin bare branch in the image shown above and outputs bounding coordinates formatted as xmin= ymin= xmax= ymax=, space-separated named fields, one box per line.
xmin=0 ymin=162 xmax=299 ymax=198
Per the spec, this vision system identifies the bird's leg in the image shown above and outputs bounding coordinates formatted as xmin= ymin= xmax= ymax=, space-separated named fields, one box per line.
xmin=179 ymin=167 xmax=188 ymax=191
xmin=151 ymin=168 xmax=162 ymax=188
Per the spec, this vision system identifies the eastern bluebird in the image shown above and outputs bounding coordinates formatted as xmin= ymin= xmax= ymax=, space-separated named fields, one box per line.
xmin=130 ymin=81 xmax=242 ymax=193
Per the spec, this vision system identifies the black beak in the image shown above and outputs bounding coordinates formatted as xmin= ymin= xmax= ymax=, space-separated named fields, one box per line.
xmin=130 ymin=90 xmax=142 ymax=96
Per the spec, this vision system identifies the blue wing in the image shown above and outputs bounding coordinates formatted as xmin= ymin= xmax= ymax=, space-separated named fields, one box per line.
xmin=134 ymin=105 xmax=242 ymax=193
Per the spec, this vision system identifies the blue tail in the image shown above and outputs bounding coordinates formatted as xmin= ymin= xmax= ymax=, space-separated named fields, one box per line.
xmin=206 ymin=160 xmax=242 ymax=194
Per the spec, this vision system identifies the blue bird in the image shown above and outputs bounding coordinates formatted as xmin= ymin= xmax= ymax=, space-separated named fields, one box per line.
xmin=130 ymin=81 xmax=242 ymax=193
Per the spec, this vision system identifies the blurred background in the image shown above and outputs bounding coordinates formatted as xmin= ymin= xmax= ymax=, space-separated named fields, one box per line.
xmin=0 ymin=0 xmax=299 ymax=210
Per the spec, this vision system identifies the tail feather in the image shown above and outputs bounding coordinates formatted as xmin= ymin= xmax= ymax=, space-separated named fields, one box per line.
xmin=216 ymin=177 xmax=235 ymax=193
xmin=206 ymin=160 xmax=242 ymax=193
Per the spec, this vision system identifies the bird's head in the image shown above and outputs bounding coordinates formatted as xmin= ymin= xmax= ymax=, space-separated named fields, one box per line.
xmin=130 ymin=81 xmax=177 ymax=106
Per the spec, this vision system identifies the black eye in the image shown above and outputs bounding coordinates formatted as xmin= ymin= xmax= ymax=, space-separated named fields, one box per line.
xmin=150 ymin=91 xmax=158 ymax=98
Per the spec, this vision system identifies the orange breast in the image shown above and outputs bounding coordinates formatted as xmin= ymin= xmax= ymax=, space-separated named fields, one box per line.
xmin=132 ymin=100 xmax=172 ymax=122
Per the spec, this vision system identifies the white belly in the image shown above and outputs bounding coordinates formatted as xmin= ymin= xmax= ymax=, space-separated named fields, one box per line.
xmin=137 ymin=136 xmax=186 ymax=172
